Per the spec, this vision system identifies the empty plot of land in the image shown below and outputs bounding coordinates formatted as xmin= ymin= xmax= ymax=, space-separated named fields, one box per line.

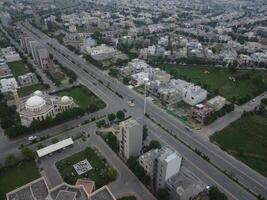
xmin=211 ymin=112 xmax=267 ymax=177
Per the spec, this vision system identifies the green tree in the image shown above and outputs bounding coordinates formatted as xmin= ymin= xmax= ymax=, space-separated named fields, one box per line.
xmin=209 ymin=186 xmax=228 ymax=200
xmin=148 ymin=140 xmax=161 ymax=150
xmin=5 ymin=154 xmax=18 ymax=166
xmin=157 ymin=188 xmax=170 ymax=200
xmin=143 ymin=125 xmax=148 ymax=141
xmin=116 ymin=110 xmax=125 ymax=120
xmin=37 ymin=143 xmax=45 ymax=149
xmin=108 ymin=113 xmax=116 ymax=122
xmin=107 ymin=168 xmax=117 ymax=181
xmin=105 ymin=132 xmax=119 ymax=152
xmin=21 ymin=147 xmax=34 ymax=160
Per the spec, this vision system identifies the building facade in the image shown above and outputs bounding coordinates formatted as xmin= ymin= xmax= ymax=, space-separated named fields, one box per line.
xmin=18 ymin=90 xmax=75 ymax=126
xmin=139 ymin=147 xmax=182 ymax=191
xmin=18 ymin=72 xmax=39 ymax=87
xmin=115 ymin=118 xmax=143 ymax=160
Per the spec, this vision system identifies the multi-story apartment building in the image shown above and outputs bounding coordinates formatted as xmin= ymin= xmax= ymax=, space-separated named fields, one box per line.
xmin=139 ymin=147 xmax=182 ymax=191
xmin=18 ymin=72 xmax=39 ymax=87
xmin=116 ymin=118 xmax=143 ymax=161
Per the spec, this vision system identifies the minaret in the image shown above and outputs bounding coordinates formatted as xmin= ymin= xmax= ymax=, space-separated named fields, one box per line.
xmin=11 ymin=85 xmax=20 ymax=111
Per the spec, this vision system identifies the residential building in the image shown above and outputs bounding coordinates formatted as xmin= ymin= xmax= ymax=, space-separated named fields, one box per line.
xmin=191 ymin=104 xmax=214 ymax=124
xmin=86 ymin=44 xmax=116 ymax=61
xmin=115 ymin=118 xmax=143 ymax=160
xmin=139 ymin=147 xmax=182 ymax=191
xmin=0 ymin=77 xmax=19 ymax=93
xmin=166 ymin=168 xmax=206 ymax=200
xmin=1 ymin=47 xmax=21 ymax=63
xmin=0 ymin=12 xmax=11 ymax=27
xmin=183 ymin=85 xmax=207 ymax=106
xmin=158 ymin=87 xmax=182 ymax=105
xmin=119 ymin=59 xmax=149 ymax=77
xmin=6 ymin=177 xmax=116 ymax=200
xmin=206 ymin=96 xmax=226 ymax=111
xmin=36 ymin=47 xmax=51 ymax=70
xmin=130 ymin=71 xmax=149 ymax=87
xmin=149 ymin=68 xmax=171 ymax=84
xmin=0 ymin=59 xmax=12 ymax=78
xmin=18 ymin=72 xmax=39 ymax=87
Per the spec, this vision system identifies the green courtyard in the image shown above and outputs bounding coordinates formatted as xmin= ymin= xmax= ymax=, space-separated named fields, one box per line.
xmin=0 ymin=160 xmax=40 ymax=200
xmin=18 ymin=84 xmax=46 ymax=97
xmin=159 ymin=65 xmax=267 ymax=104
xmin=55 ymin=85 xmax=106 ymax=110
xmin=56 ymin=147 xmax=116 ymax=188
xmin=8 ymin=61 xmax=30 ymax=77
xmin=210 ymin=112 xmax=267 ymax=177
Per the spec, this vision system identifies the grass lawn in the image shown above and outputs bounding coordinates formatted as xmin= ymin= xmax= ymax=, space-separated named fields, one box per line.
xmin=8 ymin=61 xmax=30 ymax=77
xmin=55 ymin=85 xmax=106 ymax=110
xmin=210 ymin=113 xmax=267 ymax=177
xmin=49 ymin=71 xmax=66 ymax=86
xmin=18 ymin=84 xmax=45 ymax=97
xmin=118 ymin=196 xmax=137 ymax=200
xmin=0 ymin=160 xmax=40 ymax=200
xmin=175 ymin=101 xmax=191 ymax=109
xmin=56 ymin=147 xmax=116 ymax=188
xmin=159 ymin=65 xmax=267 ymax=103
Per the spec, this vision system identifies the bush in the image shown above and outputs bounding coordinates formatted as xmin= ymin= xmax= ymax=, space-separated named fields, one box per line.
xmin=5 ymin=154 xmax=18 ymax=167
xmin=116 ymin=110 xmax=125 ymax=121
xmin=104 ymin=132 xmax=119 ymax=153
xmin=108 ymin=113 xmax=116 ymax=122
xmin=148 ymin=140 xmax=161 ymax=151
xmin=21 ymin=147 xmax=34 ymax=160
xmin=107 ymin=168 xmax=117 ymax=181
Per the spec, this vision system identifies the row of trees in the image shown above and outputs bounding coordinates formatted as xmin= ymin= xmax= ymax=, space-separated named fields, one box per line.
xmin=96 ymin=110 xmax=126 ymax=128
xmin=5 ymin=107 xmax=85 ymax=138
xmin=4 ymin=146 xmax=34 ymax=167
xmin=205 ymin=103 xmax=235 ymax=125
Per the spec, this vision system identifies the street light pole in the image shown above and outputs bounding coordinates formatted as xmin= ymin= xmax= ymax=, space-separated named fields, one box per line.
xmin=143 ymin=78 xmax=149 ymax=116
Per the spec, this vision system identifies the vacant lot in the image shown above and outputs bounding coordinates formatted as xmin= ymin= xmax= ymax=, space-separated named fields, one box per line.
xmin=8 ymin=61 xmax=30 ymax=77
xmin=210 ymin=113 xmax=267 ymax=177
xmin=18 ymin=84 xmax=45 ymax=97
xmin=0 ymin=160 xmax=40 ymax=200
xmin=55 ymin=85 xmax=106 ymax=110
xmin=56 ymin=147 xmax=116 ymax=188
xmin=160 ymin=65 xmax=267 ymax=104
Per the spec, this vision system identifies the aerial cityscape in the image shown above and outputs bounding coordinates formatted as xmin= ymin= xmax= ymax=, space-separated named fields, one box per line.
xmin=0 ymin=0 xmax=267 ymax=199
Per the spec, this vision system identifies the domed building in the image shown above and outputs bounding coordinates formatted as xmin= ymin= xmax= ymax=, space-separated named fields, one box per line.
xmin=19 ymin=90 xmax=76 ymax=126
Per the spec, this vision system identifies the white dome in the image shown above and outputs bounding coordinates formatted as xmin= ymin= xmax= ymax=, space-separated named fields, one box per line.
xmin=25 ymin=96 xmax=46 ymax=111
xmin=61 ymin=96 xmax=71 ymax=103
xmin=33 ymin=90 xmax=43 ymax=97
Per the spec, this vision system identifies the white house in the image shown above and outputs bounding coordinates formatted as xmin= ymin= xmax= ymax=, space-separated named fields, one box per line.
xmin=130 ymin=71 xmax=149 ymax=87
xmin=0 ymin=77 xmax=19 ymax=93
xmin=183 ymin=85 xmax=207 ymax=106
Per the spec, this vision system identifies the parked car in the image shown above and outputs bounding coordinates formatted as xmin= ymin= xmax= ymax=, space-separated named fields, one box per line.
xmin=28 ymin=135 xmax=37 ymax=141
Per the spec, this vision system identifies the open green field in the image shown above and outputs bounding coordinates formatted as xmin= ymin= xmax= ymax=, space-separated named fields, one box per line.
xmin=55 ymin=85 xmax=106 ymax=110
xmin=18 ymin=84 xmax=45 ymax=97
xmin=160 ymin=65 xmax=267 ymax=104
xmin=56 ymin=147 xmax=116 ymax=188
xmin=210 ymin=113 xmax=267 ymax=177
xmin=0 ymin=160 xmax=40 ymax=200
xmin=8 ymin=61 xmax=30 ymax=77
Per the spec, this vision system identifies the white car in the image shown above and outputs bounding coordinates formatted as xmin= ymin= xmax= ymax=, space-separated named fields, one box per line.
xmin=28 ymin=136 xmax=37 ymax=141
